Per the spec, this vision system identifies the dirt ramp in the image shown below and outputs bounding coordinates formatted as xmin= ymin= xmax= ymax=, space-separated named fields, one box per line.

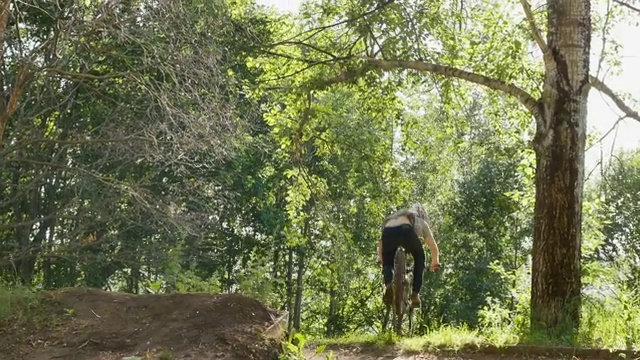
xmin=2 ymin=288 xmax=284 ymax=360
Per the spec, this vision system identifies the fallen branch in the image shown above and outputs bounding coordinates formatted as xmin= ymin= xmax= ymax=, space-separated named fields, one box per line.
xmin=77 ymin=338 xmax=100 ymax=349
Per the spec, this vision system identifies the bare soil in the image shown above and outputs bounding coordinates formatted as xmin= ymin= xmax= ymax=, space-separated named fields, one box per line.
xmin=2 ymin=288 xmax=637 ymax=360
xmin=0 ymin=288 xmax=284 ymax=360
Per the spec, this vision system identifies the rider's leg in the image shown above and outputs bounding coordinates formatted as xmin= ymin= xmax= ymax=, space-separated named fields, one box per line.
xmin=403 ymin=228 xmax=425 ymax=308
xmin=410 ymin=247 xmax=425 ymax=307
xmin=381 ymin=226 xmax=400 ymax=305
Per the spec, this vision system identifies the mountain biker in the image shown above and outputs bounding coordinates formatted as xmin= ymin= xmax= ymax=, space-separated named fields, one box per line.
xmin=376 ymin=203 xmax=440 ymax=308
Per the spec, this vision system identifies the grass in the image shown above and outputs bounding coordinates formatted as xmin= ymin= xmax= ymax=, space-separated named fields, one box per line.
xmin=310 ymin=312 xmax=640 ymax=355
xmin=0 ymin=284 xmax=48 ymax=359
xmin=312 ymin=326 xmax=505 ymax=354
xmin=398 ymin=326 xmax=487 ymax=351
xmin=0 ymin=285 xmax=41 ymax=324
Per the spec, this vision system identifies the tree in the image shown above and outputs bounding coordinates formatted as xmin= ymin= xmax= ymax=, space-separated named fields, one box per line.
xmin=0 ymin=0 xmax=272 ymax=288
xmin=261 ymin=0 xmax=640 ymax=332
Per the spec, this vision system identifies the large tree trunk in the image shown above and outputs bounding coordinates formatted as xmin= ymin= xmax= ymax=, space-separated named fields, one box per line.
xmin=530 ymin=0 xmax=590 ymax=332
xmin=325 ymin=288 xmax=336 ymax=337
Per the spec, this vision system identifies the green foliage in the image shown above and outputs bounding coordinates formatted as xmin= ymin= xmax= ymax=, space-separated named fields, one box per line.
xmin=594 ymin=150 xmax=640 ymax=287
xmin=0 ymin=0 xmax=639 ymax=355
xmin=281 ymin=333 xmax=335 ymax=360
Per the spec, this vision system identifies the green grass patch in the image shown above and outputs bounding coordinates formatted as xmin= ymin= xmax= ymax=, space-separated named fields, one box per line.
xmin=0 ymin=285 xmax=41 ymax=324
xmin=311 ymin=326 xmax=511 ymax=353
xmin=312 ymin=332 xmax=395 ymax=349
xmin=310 ymin=321 xmax=640 ymax=354
xmin=399 ymin=326 xmax=485 ymax=351
xmin=309 ymin=315 xmax=640 ymax=354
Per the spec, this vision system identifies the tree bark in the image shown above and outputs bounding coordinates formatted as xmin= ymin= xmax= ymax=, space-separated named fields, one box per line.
xmin=293 ymin=244 xmax=305 ymax=331
xmin=0 ymin=0 xmax=11 ymax=146
xmin=325 ymin=287 xmax=336 ymax=336
xmin=285 ymin=246 xmax=294 ymax=332
xmin=530 ymin=0 xmax=591 ymax=332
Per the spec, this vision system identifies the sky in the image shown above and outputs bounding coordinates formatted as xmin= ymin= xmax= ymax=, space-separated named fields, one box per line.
xmin=255 ymin=0 xmax=640 ymax=175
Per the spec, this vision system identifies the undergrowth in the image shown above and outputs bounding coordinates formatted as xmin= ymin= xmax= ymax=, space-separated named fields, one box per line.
xmin=0 ymin=285 xmax=41 ymax=324
xmin=308 ymin=286 xmax=640 ymax=353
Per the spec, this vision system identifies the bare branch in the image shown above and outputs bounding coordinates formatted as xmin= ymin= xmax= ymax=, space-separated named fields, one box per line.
xmin=43 ymin=68 xmax=130 ymax=81
xmin=613 ymin=0 xmax=640 ymax=13
xmin=586 ymin=115 xmax=626 ymax=152
xmin=519 ymin=0 xmax=548 ymax=54
xmin=0 ymin=214 xmax=80 ymax=232
xmin=319 ymin=58 xmax=541 ymax=117
xmin=595 ymin=0 xmax=614 ymax=79
xmin=0 ymin=0 xmax=10 ymax=61
xmin=0 ymin=136 xmax=155 ymax=159
xmin=590 ymin=76 xmax=640 ymax=122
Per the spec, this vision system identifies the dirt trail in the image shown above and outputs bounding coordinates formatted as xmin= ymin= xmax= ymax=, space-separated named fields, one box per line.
xmin=2 ymin=288 xmax=636 ymax=360
xmin=304 ymin=345 xmax=639 ymax=360
xmin=0 ymin=288 xmax=285 ymax=360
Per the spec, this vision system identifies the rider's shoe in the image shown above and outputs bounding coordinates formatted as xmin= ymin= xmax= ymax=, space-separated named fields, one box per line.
xmin=383 ymin=285 xmax=394 ymax=305
xmin=410 ymin=292 xmax=421 ymax=308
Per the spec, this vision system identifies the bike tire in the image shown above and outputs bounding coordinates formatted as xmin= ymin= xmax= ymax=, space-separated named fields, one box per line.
xmin=407 ymin=305 xmax=414 ymax=336
xmin=393 ymin=247 xmax=406 ymax=334
xmin=382 ymin=304 xmax=391 ymax=332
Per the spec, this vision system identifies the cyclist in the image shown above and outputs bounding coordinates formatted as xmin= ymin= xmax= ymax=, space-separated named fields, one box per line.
xmin=376 ymin=203 xmax=440 ymax=308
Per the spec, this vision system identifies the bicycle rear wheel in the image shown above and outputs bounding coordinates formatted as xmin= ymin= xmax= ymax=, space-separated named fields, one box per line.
xmin=393 ymin=247 xmax=406 ymax=334
xmin=407 ymin=301 xmax=415 ymax=336
xmin=406 ymin=266 xmax=415 ymax=337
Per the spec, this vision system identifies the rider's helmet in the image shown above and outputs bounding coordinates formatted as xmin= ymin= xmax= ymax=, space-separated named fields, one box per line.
xmin=408 ymin=203 xmax=429 ymax=223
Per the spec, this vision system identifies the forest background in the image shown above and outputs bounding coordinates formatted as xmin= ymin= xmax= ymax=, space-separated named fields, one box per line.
xmin=1 ymin=0 xmax=639 ymax=350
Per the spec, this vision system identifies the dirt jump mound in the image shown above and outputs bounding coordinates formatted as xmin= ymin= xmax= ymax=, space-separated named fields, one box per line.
xmin=0 ymin=288 xmax=286 ymax=360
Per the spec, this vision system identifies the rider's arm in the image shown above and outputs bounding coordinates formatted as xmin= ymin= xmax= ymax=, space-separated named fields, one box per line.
xmin=421 ymin=219 xmax=439 ymax=265
xmin=377 ymin=220 xmax=388 ymax=263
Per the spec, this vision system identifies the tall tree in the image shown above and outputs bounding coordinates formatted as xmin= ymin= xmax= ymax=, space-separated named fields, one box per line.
xmin=0 ymin=0 xmax=273 ymax=288
xmin=261 ymin=0 xmax=640 ymax=332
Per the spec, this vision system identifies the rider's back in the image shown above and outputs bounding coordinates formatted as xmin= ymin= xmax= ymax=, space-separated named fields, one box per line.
xmin=382 ymin=209 xmax=430 ymax=242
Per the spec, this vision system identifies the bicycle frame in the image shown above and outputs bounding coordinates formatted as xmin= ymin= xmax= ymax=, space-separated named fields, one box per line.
xmin=381 ymin=246 xmax=416 ymax=336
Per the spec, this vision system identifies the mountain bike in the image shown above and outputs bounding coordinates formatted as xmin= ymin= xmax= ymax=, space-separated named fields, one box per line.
xmin=381 ymin=246 xmax=416 ymax=336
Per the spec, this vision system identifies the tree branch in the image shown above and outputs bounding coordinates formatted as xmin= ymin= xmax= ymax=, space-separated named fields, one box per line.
xmin=0 ymin=0 xmax=14 ymax=146
xmin=273 ymin=0 xmax=395 ymax=45
xmin=318 ymin=58 xmax=541 ymax=117
xmin=613 ymin=0 xmax=640 ymax=13
xmin=519 ymin=0 xmax=548 ymax=54
xmin=44 ymin=68 xmax=129 ymax=81
xmin=590 ymin=76 xmax=640 ymax=122
xmin=270 ymin=41 xmax=339 ymax=60
xmin=0 ymin=214 xmax=81 ymax=232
